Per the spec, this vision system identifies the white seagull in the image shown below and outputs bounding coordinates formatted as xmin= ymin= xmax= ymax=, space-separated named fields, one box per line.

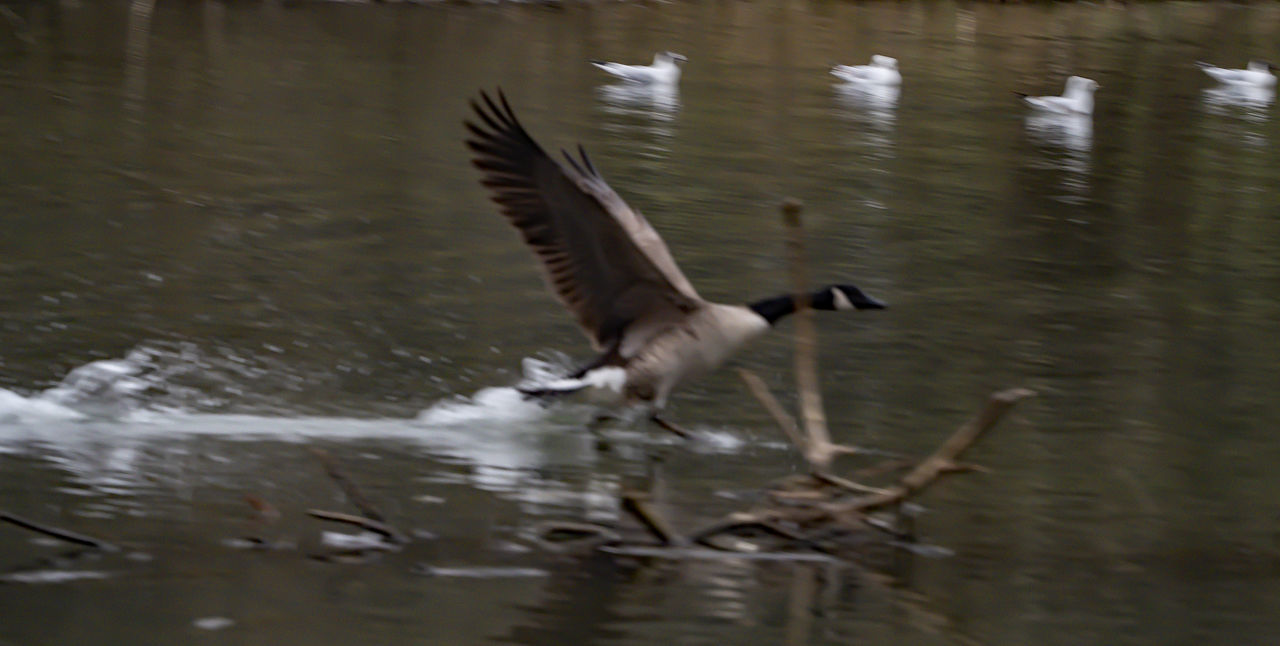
xmin=590 ymin=52 xmax=687 ymax=85
xmin=1196 ymin=60 xmax=1277 ymax=88
xmin=1017 ymin=76 xmax=1099 ymax=116
xmin=831 ymin=55 xmax=902 ymax=86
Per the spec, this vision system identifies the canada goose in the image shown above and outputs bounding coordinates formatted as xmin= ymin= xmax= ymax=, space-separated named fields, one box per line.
xmin=830 ymin=55 xmax=902 ymax=86
xmin=464 ymin=90 xmax=885 ymax=426
xmin=1196 ymin=60 xmax=1277 ymax=88
xmin=1016 ymin=76 xmax=1099 ymax=116
xmin=590 ymin=52 xmax=687 ymax=85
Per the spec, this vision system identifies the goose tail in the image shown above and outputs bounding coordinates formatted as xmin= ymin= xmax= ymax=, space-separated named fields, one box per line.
xmin=517 ymin=367 xmax=628 ymax=402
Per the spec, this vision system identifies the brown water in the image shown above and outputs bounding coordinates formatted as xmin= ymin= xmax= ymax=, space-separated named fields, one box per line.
xmin=2 ymin=1 xmax=1280 ymax=644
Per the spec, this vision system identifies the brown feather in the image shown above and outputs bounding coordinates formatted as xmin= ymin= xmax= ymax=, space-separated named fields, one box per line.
xmin=465 ymin=89 xmax=703 ymax=352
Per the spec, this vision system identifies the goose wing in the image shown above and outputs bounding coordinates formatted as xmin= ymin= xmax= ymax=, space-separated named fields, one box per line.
xmin=465 ymin=90 xmax=703 ymax=351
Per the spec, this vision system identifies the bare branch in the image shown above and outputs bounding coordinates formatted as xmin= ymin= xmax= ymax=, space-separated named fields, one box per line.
xmin=620 ymin=492 xmax=685 ymax=547
xmin=826 ymin=388 xmax=1035 ymax=515
xmin=737 ymin=368 xmax=807 ymax=453
xmin=312 ymin=448 xmax=385 ymax=522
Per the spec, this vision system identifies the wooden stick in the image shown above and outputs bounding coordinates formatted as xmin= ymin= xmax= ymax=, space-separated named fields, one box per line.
xmin=306 ymin=509 xmax=407 ymax=545
xmin=1 ymin=511 xmax=117 ymax=551
xmin=812 ymin=471 xmax=890 ymax=496
xmin=312 ymin=448 xmax=385 ymax=522
xmin=781 ymin=199 xmax=835 ymax=469
xmin=620 ymin=492 xmax=685 ymax=547
xmin=826 ymin=388 xmax=1035 ymax=515
xmin=737 ymin=368 xmax=807 ymax=453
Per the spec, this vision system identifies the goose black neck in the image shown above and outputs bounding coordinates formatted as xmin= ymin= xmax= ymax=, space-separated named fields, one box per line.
xmin=748 ymin=294 xmax=800 ymax=326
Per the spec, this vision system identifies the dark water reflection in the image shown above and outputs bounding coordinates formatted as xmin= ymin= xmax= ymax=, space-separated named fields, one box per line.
xmin=3 ymin=1 xmax=1280 ymax=644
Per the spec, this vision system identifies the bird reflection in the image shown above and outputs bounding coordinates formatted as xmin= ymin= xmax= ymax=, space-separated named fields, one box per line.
xmin=597 ymin=82 xmax=681 ymax=121
xmin=1201 ymin=84 xmax=1274 ymax=123
xmin=832 ymin=83 xmax=899 ymax=160
xmin=833 ymin=82 xmax=900 ymax=123
xmin=1025 ymin=113 xmax=1092 ymax=202
xmin=594 ymin=83 xmax=681 ymax=152
xmin=1025 ymin=112 xmax=1092 ymax=153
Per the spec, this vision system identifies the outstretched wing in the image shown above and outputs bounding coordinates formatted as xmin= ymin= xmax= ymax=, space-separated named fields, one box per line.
xmin=465 ymin=89 xmax=703 ymax=351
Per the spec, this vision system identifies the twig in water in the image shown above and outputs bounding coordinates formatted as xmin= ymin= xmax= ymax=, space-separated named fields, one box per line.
xmin=620 ymin=492 xmax=686 ymax=547
xmin=312 ymin=448 xmax=385 ymax=522
xmin=306 ymin=509 xmax=407 ymax=545
xmin=781 ymin=198 xmax=837 ymax=470
xmin=1 ymin=511 xmax=118 ymax=552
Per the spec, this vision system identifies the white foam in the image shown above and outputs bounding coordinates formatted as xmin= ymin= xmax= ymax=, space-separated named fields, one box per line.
xmin=319 ymin=531 xmax=395 ymax=551
xmin=0 ymin=388 xmax=87 ymax=424
xmin=0 ymin=569 xmax=112 ymax=584
xmin=415 ymin=387 xmax=549 ymax=427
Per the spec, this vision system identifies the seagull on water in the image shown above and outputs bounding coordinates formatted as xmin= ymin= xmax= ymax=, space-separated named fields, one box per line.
xmin=591 ymin=52 xmax=687 ymax=85
xmin=1196 ymin=60 xmax=1277 ymax=88
xmin=1016 ymin=76 xmax=1099 ymax=116
xmin=831 ymin=55 xmax=902 ymax=86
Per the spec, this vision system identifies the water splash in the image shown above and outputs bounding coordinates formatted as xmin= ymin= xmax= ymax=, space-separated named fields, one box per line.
xmin=416 ymin=386 xmax=549 ymax=427
xmin=416 ymin=354 xmax=580 ymax=427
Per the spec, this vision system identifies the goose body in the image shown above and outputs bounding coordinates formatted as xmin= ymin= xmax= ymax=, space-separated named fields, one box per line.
xmin=1197 ymin=60 xmax=1277 ymax=88
xmin=465 ymin=90 xmax=885 ymax=415
xmin=831 ymin=55 xmax=902 ymax=86
xmin=1018 ymin=76 xmax=1099 ymax=115
xmin=591 ymin=52 xmax=687 ymax=85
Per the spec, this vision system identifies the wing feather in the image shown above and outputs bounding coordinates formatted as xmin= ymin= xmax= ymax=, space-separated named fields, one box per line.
xmin=464 ymin=89 xmax=702 ymax=351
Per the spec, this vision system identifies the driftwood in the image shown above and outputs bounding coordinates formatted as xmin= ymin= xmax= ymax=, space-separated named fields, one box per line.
xmin=1 ymin=511 xmax=118 ymax=552
xmin=537 ymin=199 xmax=1034 ymax=561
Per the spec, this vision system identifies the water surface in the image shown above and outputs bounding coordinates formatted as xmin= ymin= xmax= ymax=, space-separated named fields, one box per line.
xmin=2 ymin=1 xmax=1280 ymax=644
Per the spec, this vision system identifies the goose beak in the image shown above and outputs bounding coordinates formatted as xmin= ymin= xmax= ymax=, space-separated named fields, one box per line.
xmin=857 ymin=295 xmax=888 ymax=310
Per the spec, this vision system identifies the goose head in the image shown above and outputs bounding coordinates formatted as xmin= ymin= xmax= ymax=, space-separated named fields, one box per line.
xmin=812 ymin=284 xmax=888 ymax=311
xmin=1248 ymin=60 xmax=1277 ymax=73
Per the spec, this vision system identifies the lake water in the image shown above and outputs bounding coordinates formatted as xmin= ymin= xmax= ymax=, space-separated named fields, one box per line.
xmin=2 ymin=1 xmax=1279 ymax=644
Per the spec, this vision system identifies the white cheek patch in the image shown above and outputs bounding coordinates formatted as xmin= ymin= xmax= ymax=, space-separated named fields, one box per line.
xmin=831 ymin=287 xmax=854 ymax=311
